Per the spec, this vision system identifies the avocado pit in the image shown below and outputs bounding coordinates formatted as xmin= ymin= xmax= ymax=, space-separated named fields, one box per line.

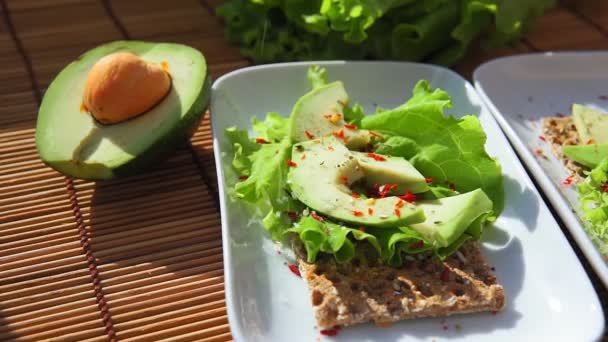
xmin=83 ymin=52 xmax=171 ymax=124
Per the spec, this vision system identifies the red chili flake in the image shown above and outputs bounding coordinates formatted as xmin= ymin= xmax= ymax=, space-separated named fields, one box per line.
xmin=305 ymin=130 xmax=314 ymax=139
xmin=535 ymin=149 xmax=544 ymax=155
xmin=440 ymin=266 xmax=450 ymax=282
xmin=378 ymin=185 xmax=391 ymax=198
xmin=369 ymin=131 xmax=384 ymax=139
xmin=563 ymin=176 xmax=574 ymax=186
xmin=390 ymin=184 xmax=398 ymax=190
xmin=286 ymin=211 xmax=298 ymax=221
xmin=491 ymin=311 xmax=498 ymax=316
xmin=351 ymin=193 xmax=360 ymax=199
xmin=344 ymin=124 xmax=358 ymax=130
xmin=395 ymin=199 xmax=405 ymax=208
xmin=339 ymin=176 xmax=349 ymax=185
xmin=367 ymin=152 xmax=386 ymax=161
xmin=287 ymin=264 xmax=301 ymax=277
xmin=399 ymin=191 xmax=417 ymax=203
xmin=311 ymin=212 xmax=324 ymax=222
xmin=352 ymin=210 xmax=364 ymax=217
xmin=320 ymin=326 xmax=341 ymax=336
xmin=368 ymin=208 xmax=373 ymax=215
xmin=539 ymin=135 xmax=546 ymax=141
xmin=323 ymin=114 xmax=332 ymax=119
xmin=373 ymin=183 xmax=380 ymax=190
xmin=411 ymin=240 xmax=424 ymax=249
xmin=359 ymin=227 xmax=366 ymax=232
xmin=287 ymin=159 xmax=297 ymax=167
xmin=425 ymin=177 xmax=433 ymax=183
xmin=394 ymin=208 xmax=401 ymax=217
xmin=300 ymin=153 xmax=306 ymax=160
xmin=256 ymin=138 xmax=270 ymax=144
xmin=587 ymin=139 xmax=596 ymax=145
xmin=601 ymin=183 xmax=608 ymax=193
xmin=238 ymin=175 xmax=248 ymax=180
xmin=599 ymin=95 xmax=608 ymax=101
xmin=333 ymin=129 xmax=345 ymax=138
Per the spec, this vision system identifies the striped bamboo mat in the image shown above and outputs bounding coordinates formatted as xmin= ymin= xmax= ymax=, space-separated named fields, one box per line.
xmin=1 ymin=1 xmax=607 ymax=340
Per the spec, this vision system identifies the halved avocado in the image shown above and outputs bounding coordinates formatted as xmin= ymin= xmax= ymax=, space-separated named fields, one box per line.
xmin=35 ymin=40 xmax=211 ymax=180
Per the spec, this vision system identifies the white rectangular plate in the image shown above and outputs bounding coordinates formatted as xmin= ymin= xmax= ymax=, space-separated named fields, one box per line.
xmin=474 ymin=52 xmax=608 ymax=288
xmin=212 ymin=61 xmax=603 ymax=342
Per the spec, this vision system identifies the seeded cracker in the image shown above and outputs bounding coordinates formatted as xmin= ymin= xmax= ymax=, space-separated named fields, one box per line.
xmin=293 ymin=240 xmax=505 ymax=328
xmin=542 ymin=116 xmax=585 ymax=181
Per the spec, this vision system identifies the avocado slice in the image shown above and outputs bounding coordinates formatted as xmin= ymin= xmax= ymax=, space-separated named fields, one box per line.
xmin=572 ymin=104 xmax=608 ymax=144
xmin=562 ymin=143 xmax=608 ymax=168
xmin=289 ymin=81 xmax=370 ymax=149
xmin=410 ymin=189 xmax=493 ymax=247
xmin=36 ymin=41 xmax=211 ymax=179
xmin=352 ymin=151 xmax=429 ymax=194
xmin=288 ymin=137 xmax=425 ymax=227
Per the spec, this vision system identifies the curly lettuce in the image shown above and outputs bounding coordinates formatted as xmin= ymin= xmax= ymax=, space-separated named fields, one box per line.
xmin=577 ymin=158 xmax=608 ymax=255
xmin=217 ymin=0 xmax=554 ymax=65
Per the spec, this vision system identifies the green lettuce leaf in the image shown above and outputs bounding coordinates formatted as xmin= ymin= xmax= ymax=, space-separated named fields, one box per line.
xmin=577 ymin=158 xmax=608 ymax=255
xmin=217 ymin=0 xmax=554 ymax=65
xmin=225 ymin=127 xmax=261 ymax=176
xmin=361 ymin=80 xmax=504 ymax=213
xmin=288 ymin=216 xmax=381 ymax=263
xmin=252 ymin=112 xmax=290 ymax=142
xmin=226 ymin=129 xmax=296 ymax=238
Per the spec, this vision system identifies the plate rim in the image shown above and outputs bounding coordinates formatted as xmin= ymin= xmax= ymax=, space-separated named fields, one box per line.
xmin=212 ymin=60 xmax=605 ymax=341
xmin=473 ymin=51 xmax=608 ymax=288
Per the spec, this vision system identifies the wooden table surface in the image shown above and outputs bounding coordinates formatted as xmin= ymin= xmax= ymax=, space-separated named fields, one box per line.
xmin=0 ymin=0 xmax=607 ymax=340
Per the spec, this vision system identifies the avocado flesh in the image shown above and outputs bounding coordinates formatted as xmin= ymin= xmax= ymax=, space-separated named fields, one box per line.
xmin=288 ymin=137 xmax=425 ymax=227
xmin=289 ymin=81 xmax=370 ymax=149
xmin=36 ymin=41 xmax=210 ymax=179
xmin=562 ymin=143 xmax=608 ymax=168
xmin=572 ymin=104 xmax=608 ymax=144
xmin=410 ymin=188 xmax=493 ymax=247
xmin=352 ymin=151 xmax=429 ymax=194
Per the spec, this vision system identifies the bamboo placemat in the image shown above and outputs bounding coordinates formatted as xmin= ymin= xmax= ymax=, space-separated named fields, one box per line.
xmin=1 ymin=1 xmax=607 ymax=341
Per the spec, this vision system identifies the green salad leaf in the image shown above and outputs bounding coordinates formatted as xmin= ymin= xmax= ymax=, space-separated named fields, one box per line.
xmin=217 ymin=0 xmax=554 ymax=65
xmin=288 ymin=216 xmax=382 ymax=263
xmin=577 ymin=158 xmax=608 ymax=255
xmin=227 ymin=132 xmax=296 ymax=238
xmin=362 ymin=80 xmax=504 ymax=214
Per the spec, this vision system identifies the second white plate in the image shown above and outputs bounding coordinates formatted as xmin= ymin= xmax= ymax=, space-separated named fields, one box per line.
xmin=474 ymin=51 xmax=608 ymax=287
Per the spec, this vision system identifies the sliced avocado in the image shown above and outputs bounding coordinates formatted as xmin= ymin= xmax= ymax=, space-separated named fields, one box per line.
xmin=288 ymin=137 xmax=425 ymax=227
xmin=289 ymin=81 xmax=370 ymax=149
xmin=572 ymin=104 xmax=608 ymax=144
xmin=352 ymin=151 xmax=429 ymax=194
xmin=562 ymin=143 xmax=608 ymax=168
xmin=410 ymin=189 xmax=493 ymax=247
xmin=36 ymin=40 xmax=210 ymax=179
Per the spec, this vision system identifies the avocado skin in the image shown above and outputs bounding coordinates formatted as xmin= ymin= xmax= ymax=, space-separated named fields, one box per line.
xmin=562 ymin=143 xmax=608 ymax=169
xmin=36 ymin=41 xmax=211 ymax=180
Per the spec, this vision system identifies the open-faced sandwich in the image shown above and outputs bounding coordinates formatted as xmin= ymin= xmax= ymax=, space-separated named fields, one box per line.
xmin=226 ymin=66 xmax=505 ymax=330
xmin=542 ymin=105 xmax=608 ymax=256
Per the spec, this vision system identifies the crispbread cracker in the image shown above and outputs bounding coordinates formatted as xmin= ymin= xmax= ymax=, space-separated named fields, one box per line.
xmin=542 ymin=116 xmax=585 ymax=180
xmin=296 ymin=241 xmax=505 ymax=328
